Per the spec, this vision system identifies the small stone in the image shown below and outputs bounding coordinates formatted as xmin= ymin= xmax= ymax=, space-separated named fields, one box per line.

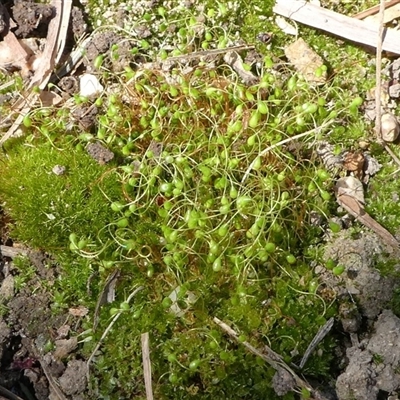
xmin=52 ymin=165 xmax=66 ymax=175
xmin=389 ymin=83 xmax=400 ymax=98
xmin=358 ymin=140 xmax=370 ymax=150
xmin=0 ymin=275 xmax=14 ymax=299
xmin=79 ymin=74 xmax=104 ymax=97
xmin=86 ymin=142 xmax=114 ymax=164
xmin=272 ymin=367 xmax=296 ymax=396
xmin=381 ymin=113 xmax=400 ymax=142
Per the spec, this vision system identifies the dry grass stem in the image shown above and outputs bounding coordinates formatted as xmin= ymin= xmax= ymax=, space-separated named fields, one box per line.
xmin=141 ymin=332 xmax=154 ymax=400
xmin=374 ymin=0 xmax=386 ymax=142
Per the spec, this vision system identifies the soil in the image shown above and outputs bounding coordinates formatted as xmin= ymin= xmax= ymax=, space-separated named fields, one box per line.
xmin=0 ymin=250 xmax=85 ymax=399
xmin=1 ymin=1 xmax=400 ymax=399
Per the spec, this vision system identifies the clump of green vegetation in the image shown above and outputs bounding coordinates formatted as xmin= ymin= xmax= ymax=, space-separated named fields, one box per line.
xmin=0 ymin=0 xmax=389 ymax=398
xmin=0 ymin=139 xmax=122 ymax=249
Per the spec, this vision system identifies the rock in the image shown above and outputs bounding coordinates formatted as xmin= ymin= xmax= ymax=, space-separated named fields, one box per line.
xmin=389 ymin=83 xmax=400 ymax=98
xmin=272 ymin=367 xmax=296 ymax=396
xmin=336 ymin=310 xmax=400 ymax=399
xmin=323 ymin=231 xmax=398 ymax=320
xmin=79 ymin=74 xmax=104 ymax=97
xmin=381 ymin=113 xmax=400 ymax=142
xmin=0 ymin=319 xmax=11 ymax=364
xmin=0 ymin=275 xmax=14 ymax=299
xmin=53 ymin=337 xmax=78 ymax=360
xmin=58 ymin=359 xmax=87 ymax=396
xmin=336 ymin=348 xmax=378 ymax=400
xmin=86 ymin=142 xmax=114 ymax=164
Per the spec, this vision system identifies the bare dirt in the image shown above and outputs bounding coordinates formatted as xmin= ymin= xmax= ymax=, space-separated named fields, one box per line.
xmin=0 ymin=250 xmax=87 ymax=399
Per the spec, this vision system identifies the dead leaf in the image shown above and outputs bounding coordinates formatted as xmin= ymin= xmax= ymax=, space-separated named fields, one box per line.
xmin=364 ymin=154 xmax=382 ymax=176
xmin=39 ymin=90 xmax=63 ymax=106
xmin=223 ymin=51 xmax=258 ymax=85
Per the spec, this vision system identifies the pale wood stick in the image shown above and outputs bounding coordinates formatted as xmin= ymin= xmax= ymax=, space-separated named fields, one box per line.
xmin=0 ymin=0 xmax=72 ymax=146
xmin=337 ymin=193 xmax=399 ymax=250
xmin=0 ymin=245 xmax=28 ymax=258
xmin=141 ymin=332 xmax=154 ymax=400
xmin=353 ymin=0 xmax=400 ymax=20
xmin=273 ymin=0 xmax=400 ymax=54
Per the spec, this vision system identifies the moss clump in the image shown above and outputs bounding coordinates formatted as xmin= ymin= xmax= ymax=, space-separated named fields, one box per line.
xmin=0 ymin=138 xmax=122 ymax=250
xmin=0 ymin=0 xmax=384 ymax=398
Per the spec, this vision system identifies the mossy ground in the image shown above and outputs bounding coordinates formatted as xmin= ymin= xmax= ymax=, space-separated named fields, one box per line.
xmin=0 ymin=0 xmax=399 ymax=399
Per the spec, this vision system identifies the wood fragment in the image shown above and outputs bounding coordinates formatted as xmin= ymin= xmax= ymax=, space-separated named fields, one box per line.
xmin=365 ymin=4 xmax=400 ymax=24
xmin=336 ymin=193 xmax=399 ymax=250
xmin=273 ymin=0 xmax=400 ymax=54
xmin=0 ymin=0 xmax=72 ymax=146
xmin=0 ymin=383 xmax=25 ymax=400
xmin=353 ymin=0 xmax=400 ymax=20
xmin=141 ymin=333 xmax=154 ymax=400
xmin=28 ymin=0 xmax=72 ymax=90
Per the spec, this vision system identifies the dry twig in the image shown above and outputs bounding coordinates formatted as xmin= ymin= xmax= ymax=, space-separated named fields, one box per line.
xmin=336 ymin=192 xmax=399 ymax=250
xmin=353 ymin=0 xmax=400 ymax=20
xmin=39 ymin=359 xmax=69 ymax=400
xmin=0 ymin=384 xmax=25 ymax=400
xmin=299 ymin=318 xmax=334 ymax=369
xmin=0 ymin=245 xmax=28 ymax=258
xmin=374 ymin=1 xmax=400 ymax=169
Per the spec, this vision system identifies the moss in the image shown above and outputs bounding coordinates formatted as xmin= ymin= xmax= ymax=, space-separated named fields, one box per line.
xmin=0 ymin=0 xmax=390 ymax=398
xmin=0 ymin=138 xmax=122 ymax=250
